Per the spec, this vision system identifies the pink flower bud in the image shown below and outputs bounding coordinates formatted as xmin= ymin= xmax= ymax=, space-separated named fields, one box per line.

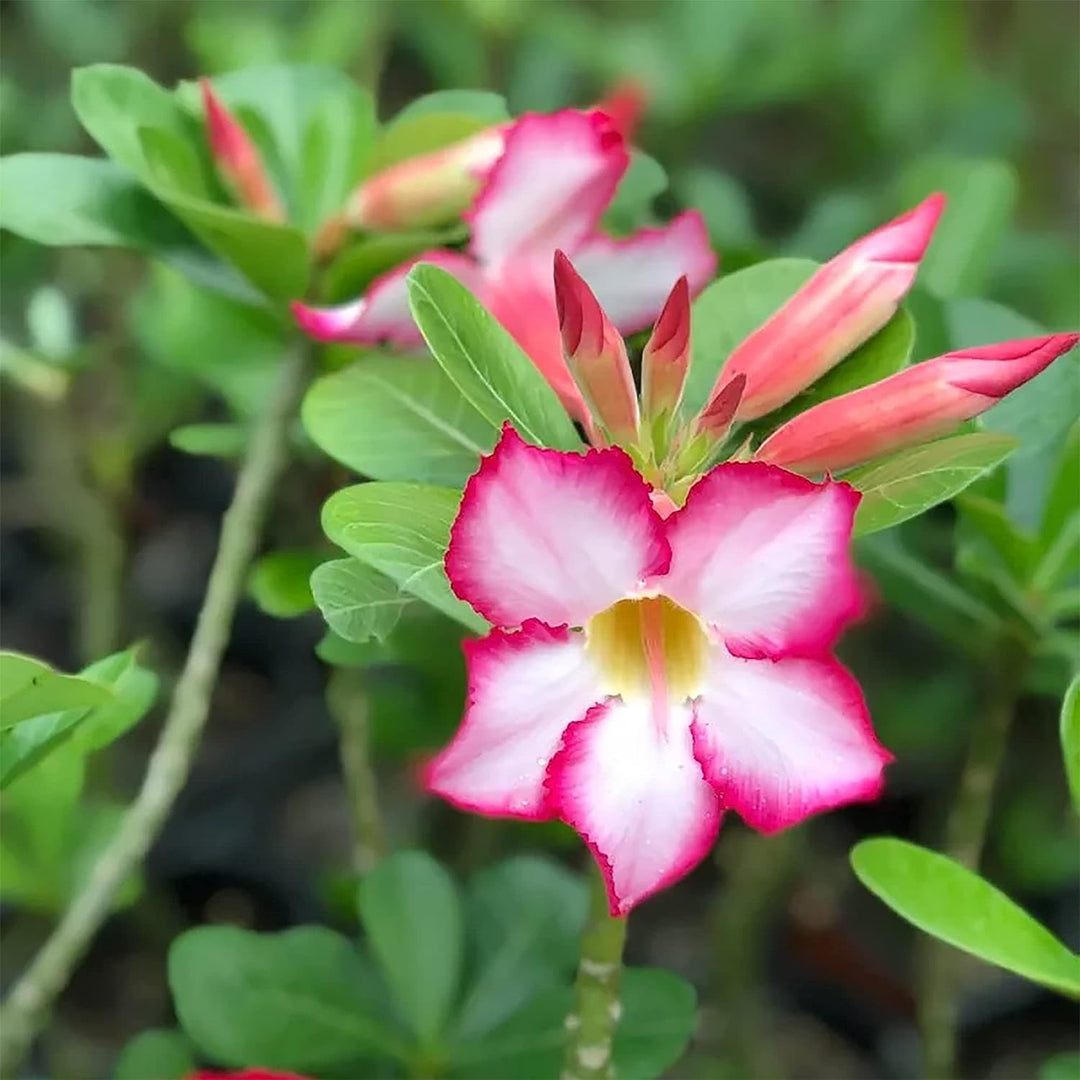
xmin=642 ymin=276 xmax=691 ymax=420
xmin=756 ymin=334 xmax=1079 ymax=474
xmin=712 ymin=194 xmax=946 ymax=421
xmin=695 ymin=372 xmax=747 ymax=443
xmin=554 ymin=250 xmax=639 ymax=445
xmin=199 ymin=79 xmax=283 ymax=222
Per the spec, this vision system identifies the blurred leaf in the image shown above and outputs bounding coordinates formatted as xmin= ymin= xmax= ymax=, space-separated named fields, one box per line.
xmin=784 ymin=192 xmax=877 ymax=262
xmin=407 ymin=264 xmax=583 ymax=451
xmin=0 ymin=154 xmax=190 ymax=250
xmin=71 ymin=647 xmax=158 ymax=751
xmin=321 ymin=229 xmax=462 ymax=304
xmin=114 ymin=1028 xmax=196 ymax=1080
xmin=849 ymin=432 xmax=1019 ymax=537
xmin=896 ymin=156 xmax=1018 ymax=298
xmin=315 ymin=629 xmax=393 ymax=670
xmin=392 ymin=91 xmax=509 ymax=126
xmin=1041 ymin=423 xmax=1080 ymax=556
xmin=358 ymin=851 xmax=464 ymax=1045
xmin=852 ymin=838 xmax=1080 ymax=996
xmin=0 ymin=653 xmax=112 ymax=730
xmin=322 ymin=482 xmax=487 ymax=633
xmin=168 ymin=422 xmax=247 ymax=459
xmin=303 ymin=356 xmax=497 ymax=486
xmin=1062 ymin=677 xmax=1080 ymax=814
xmin=602 ymin=151 xmax=667 ymax=235
xmin=370 ymin=112 xmax=490 ymax=174
xmin=248 ymin=549 xmax=322 ymax=618
xmin=955 ymin=494 xmax=1038 ymax=583
xmin=676 ymin=168 xmax=757 ymax=250
xmin=1041 ymin=1052 xmax=1080 ymax=1080
xmin=449 ymin=967 xmax=696 ymax=1079
xmin=310 ymin=558 xmax=415 ymax=643
xmin=169 ymin=925 xmax=402 ymax=1070
xmin=684 ymin=258 xmax=817 ymax=416
xmin=455 ymin=857 xmax=588 ymax=1039
xmin=26 ymin=286 xmax=76 ymax=362
xmin=0 ymin=709 xmax=87 ymax=791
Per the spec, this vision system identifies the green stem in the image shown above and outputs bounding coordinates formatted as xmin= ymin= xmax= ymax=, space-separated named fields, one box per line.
xmin=917 ymin=634 xmax=1029 ymax=1080
xmin=0 ymin=346 xmax=308 ymax=1074
xmin=562 ymin=862 xmax=628 ymax=1080
xmin=327 ymin=669 xmax=385 ymax=874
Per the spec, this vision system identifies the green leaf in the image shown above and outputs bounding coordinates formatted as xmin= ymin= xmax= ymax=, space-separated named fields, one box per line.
xmin=955 ymin=493 xmax=1038 ymax=583
xmin=370 ymin=112 xmax=491 ymax=173
xmin=849 ymin=432 xmax=1019 ymax=537
xmin=896 ymin=156 xmax=1018 ymax=298
xmin=391 ymin=91 xmax=510 ymax=127
xmin=322 ymin=229 xmax=463 ymax=304
xmin=310 ymin=558 xmax=416 ymax=643
xmin=114 ymin=1028 xmax=196 ymax=1080
xmin=602 ymin=150 xmax=667 ymax=235
xmin=454 ymin=857 xmax=589 ymax=1039
xmin=0 ymin=154 xmax=190 ymax=250
xmin=315 ymin=630 xmax=393 ymax=669
xmin=322 ymin=482 xmax=488 ymax=634
xmin=1040 ymin=1052 xmax=1080 ymax=1080
xmin=169 ymin=925 xmax=404 ymax=1070
xmin=1062 ymin=677 xmax=1080 ymax=814
xmin=302 ymin=357 xmax=497 ymax=486
xmin=684 ymin=258 xmax=817 ymax=416
xmin=449 ymin=967 xmax=696 ymax=1080
xmin=248 ymin=549 xmax=323 ymax=618
xmin=852 ymin=838 xmax=1080 ymax=997
xmin=0 ymin=653 xmax=113 ymax=730
xmin=0 ymin=710 xmax=87 ymax=791
xmin=406 ymin=264 xmax=582 ymax=452
xmin=168 ymin=422 xmax=247 ymax=459
xmin=72 ymin=647 xmax=158 ymax=751
xmin=1041 ymin=423 xmax=1080 ymax=556
xmin=358 ymin=851 xmax=464 ymax=1045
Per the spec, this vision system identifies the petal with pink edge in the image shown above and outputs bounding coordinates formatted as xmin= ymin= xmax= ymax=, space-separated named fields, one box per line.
xmin=291 ymin=251 xmax=485 ymax=347
xmin=571 ymin=212 xmax=717 ymax=334
xmin=446 ymin=425 xmax=669 ymax=628
xmin=692 ymin=648 xmax=891 ymax=832
xmin=662 ymin=463 xmax=863 ymax=657
xmin=547 ymin=697 xmax=721 ymax=915
xmin=422 ymin=622 xmax=601 ymax=819
xmin=467 ymin=110 xmax=629 ymax=269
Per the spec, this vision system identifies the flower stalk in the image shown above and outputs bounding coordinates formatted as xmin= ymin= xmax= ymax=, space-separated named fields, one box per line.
xmin=0 ymin=344 xmax=308 ymax=1074
xmin=563 ymin=863 xmax=628 ymax=1080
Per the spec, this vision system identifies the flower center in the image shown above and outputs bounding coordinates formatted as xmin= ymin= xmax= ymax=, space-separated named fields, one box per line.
xmin=585 ymin=595 xmax=710 ymax=702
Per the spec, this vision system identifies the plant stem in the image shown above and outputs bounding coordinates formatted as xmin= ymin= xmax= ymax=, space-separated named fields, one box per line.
xmin=327 ymin=669 xmax=385 ymax=874
xmin=0 ymin=346 xmax=308 ymax=1074
xmin=562 ymin=862 xmax=628 ymax=1080
xmin=917 ymin=635 xmax=1029 ymax=1080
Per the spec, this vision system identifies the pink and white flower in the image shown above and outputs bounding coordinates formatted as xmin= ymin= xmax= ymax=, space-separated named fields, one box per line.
xmin=293 ymin=110 xmax=715 ymax=422
xmin=424 ymin=425 xmax=890 ymax=915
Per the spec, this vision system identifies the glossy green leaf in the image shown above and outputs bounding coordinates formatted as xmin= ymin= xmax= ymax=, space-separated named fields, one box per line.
xmin=897 ymin=156 xmax=1018 ymax=298
xmin=849 ymin=432 xmax=1019 ymax=537
xmin=449 ymin=967 xmax=696 ymax=1079
xmin=407 ymin=264 xmax=582 ymax=452
xmin=852 ymin=838 xmax=1080 ymax=996
xmin=358 ymin=851 xmax=464 ymax=1044
xmin=114 ymin=1028 xmax=196 ymax=1080
xmin=455 ymin=857 xmax=588 ymax=1039
xmin=1062 ymin=677 xmax=1080 ymax=814
xmin=310 ymin=558 xmax=416 ymax=643
xmin=322 ymin=482 xmax=487 ymax=633
xmin=168 ymin=422 xmax=247 ymax=459
xmin=248 ymin=549 xmax=322 ymax=618
xmin=302 ymin=357 xmax=497 ymax=485
xmin=169 ymin=925 xmax=403 ymax=1070
xmin=684 ymin=258 xmax=817 ymax=415
xmin=0 ymin=154 xmax=190 ymax=250
xmin=0 ymin=653 xmax=113 ymax=730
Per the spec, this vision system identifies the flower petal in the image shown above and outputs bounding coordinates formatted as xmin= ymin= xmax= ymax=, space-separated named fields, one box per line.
xmin=291 ymin=251 xmax=485 ymax=347
xmin=466 ymin=110 xmax=628 ymax=269
xmin=447 ymin=425 xmax=669 ymax=628
xmin=570 ymin=212 xmax=717 ymax=334
xmin=546 ymin=697 xmax=722 ymax=915
xmin=692 ymin=649 xmax=890 ymax=831
xmin=422 ymin=622 xmax=601 ymax=819
xmin=662 ymin=463 xmax=863 ymax=657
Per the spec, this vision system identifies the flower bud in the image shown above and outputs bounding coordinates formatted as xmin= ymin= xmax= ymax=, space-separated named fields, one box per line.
xmin=642 ymin=276 xmax=691 ymax=421
xmin=554 ymin=250 xmax=639 ymax=445
xmin=712 ymin=193 xmax=946 ymax=421
xmin=199 ymin=79 xmax=283 ymax=222
xmin=756 ymin=334 xmax=1079 ymax=474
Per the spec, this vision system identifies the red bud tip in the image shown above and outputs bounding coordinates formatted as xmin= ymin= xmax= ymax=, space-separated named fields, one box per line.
xmin=642 ymin=276 xmax=692 ymax=419
xmin=697 ymin=372 xmax=747 ymax=439
xmin=595 ymin=80 xmax=649 ymax=140
xmin=851 ymin=192 xmax=946 ymax=265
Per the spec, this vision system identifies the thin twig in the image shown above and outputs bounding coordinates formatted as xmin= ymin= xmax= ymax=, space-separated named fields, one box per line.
xmin=0 ymin=346 xmax=308 ymax=1073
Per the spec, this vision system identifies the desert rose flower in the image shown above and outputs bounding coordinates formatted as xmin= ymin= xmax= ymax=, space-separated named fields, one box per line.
xmin=705 ymin=194 xmax=946 ymax=421
xmin=424 ymin=425 xmax=890 ymax=914
xmin=757 ymin=334 xmax=1080 ymax=474
xmin=293 ymin=109 xmax=715 ymax=422
xmin=199 ymin=79 xmax=283 ymax=222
